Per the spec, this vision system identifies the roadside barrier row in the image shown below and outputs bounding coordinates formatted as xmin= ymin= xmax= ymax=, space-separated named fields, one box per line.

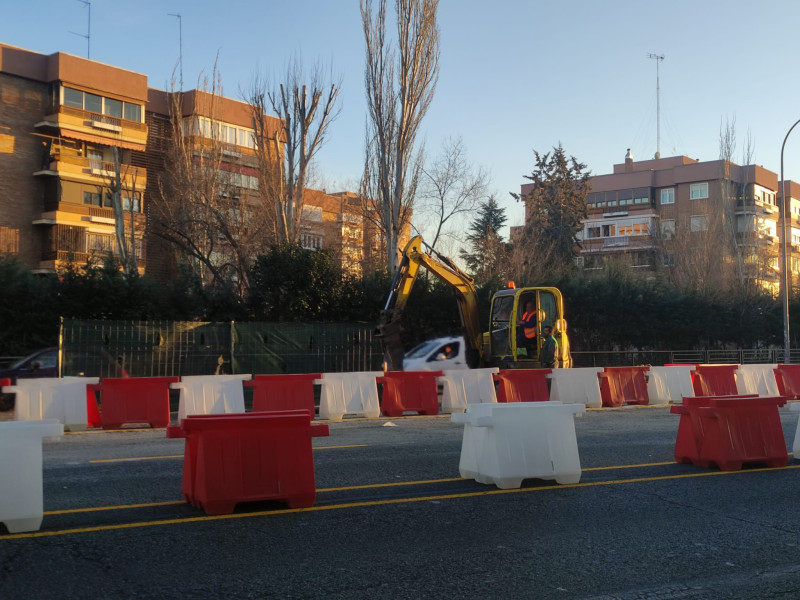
xmin=3 ymin=364 xmax=800 ymax=533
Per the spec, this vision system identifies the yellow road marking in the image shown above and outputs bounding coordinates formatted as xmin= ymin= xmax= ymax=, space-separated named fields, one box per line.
xmin=46 ymin=501 xmax=185 ymax=515
xmin=6 ymin=462 xmax=796 ymax=540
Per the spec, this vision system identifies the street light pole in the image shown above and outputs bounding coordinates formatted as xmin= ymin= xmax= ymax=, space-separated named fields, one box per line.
xmin=780 ymin=119 xmax=800 ymax=364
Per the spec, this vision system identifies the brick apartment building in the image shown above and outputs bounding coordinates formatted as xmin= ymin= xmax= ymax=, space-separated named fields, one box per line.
xmin=517 ymin=150 xmax=800 ymax=293
xmin=0 ymin=42 xmax=148 ymax=273
xmin=0 ymin=42 xmax=388 ymax=281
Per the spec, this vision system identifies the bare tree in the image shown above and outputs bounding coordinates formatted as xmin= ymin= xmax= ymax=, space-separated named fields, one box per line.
xmin=416 ymin=136 xmax=489 ymax=249
xmin=104 ymin=146 xmax=139 ymax=275
xmin=152 ymin=66 xmax=275 ymax=293
xmin=245 ymin=58 xmax=341 ymax=245
xmin=718 ymin=115 xmax=768 ymax=295
xmin=360 ymin=0 xmax=440 ymax=273
xmin=508 ymin=224 xmax=557 ymax=285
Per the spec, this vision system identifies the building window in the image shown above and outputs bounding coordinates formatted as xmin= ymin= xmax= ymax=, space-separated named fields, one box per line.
xmin=660 ymin=219 xmax=675 ymax=239
xmin=87 ymin=233 xmax=114 ymax=253
xmin=586 ymin=226 xmax=601 ymax=239
xmin=84 ymin=92 xmax=102 ymax=113
xmin=83 ymin=191 xmax=102 ymax=206
xmin=123 ymin=197 xmax=141 ymax=212
xmin=105 ymin=98 xmax=123 ymax=118
xmin=123 ymin=103 xmax=142 ymax=122
xmin=690 ymin=182 xmax=709 ymax=200
xmin=584 ymin=254 xmax=604 ymax=270
xmin=0 ymin=226 xmax=20 ymax=254
xmin=690 ymin=215 xmax=708 ymax=232
xmin=300 ymin=233 xmax=322 ymax=250
xmin=662 ymin=253 xmax=675 ymax=267
xmin=660 ymin=188 xmax=675 ymax=204
xmin=63 ymin=87 xmax=83 ymax=109
xmin=61 ymin=86 xmax=143 ymax=123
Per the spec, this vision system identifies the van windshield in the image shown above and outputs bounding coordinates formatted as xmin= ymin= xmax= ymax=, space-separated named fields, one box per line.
xmin=405 ymin=340 xmax=441 ymax=359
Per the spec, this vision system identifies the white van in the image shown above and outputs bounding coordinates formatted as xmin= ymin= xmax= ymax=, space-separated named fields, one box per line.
xmin=402 ymin=336 xmax=467 ymax=371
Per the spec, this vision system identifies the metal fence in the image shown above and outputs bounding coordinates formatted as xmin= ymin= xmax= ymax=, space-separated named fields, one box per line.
xmin=571 ymin=348 xmax=800 ymax=368
xmin=59 ymin=319 xmax=800 ymax=377
xmin=60 ymin=320 xmax=383 ymax=378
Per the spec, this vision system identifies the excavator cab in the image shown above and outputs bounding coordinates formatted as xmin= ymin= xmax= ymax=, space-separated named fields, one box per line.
xmin=487 ymin=286 xmax=570 ymax=369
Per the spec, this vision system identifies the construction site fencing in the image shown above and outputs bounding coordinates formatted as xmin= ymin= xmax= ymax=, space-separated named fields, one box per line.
xmin=60 ymin=320 xmax=383 ymax=378
xmin=570 ymin=348 xmax=800 ymax=368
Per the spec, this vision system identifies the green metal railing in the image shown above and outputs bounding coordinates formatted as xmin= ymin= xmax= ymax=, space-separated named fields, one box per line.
xmin=60 ymin=319 xmax=382 ymax=378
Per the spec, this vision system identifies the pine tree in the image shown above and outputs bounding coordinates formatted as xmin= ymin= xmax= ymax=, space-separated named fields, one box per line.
xmin=459 ymin=196 xmax=510 ymax=285
xmin=512 ymin=144 xmax=590 ymax=274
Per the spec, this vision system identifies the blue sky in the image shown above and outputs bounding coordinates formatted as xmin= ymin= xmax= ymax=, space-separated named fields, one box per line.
xmin=4 ymin=0 xmax=800 ymax=232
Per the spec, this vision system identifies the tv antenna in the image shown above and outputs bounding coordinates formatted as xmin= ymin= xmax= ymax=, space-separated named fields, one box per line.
xmin=647 ymin=53 xmax=665 ymax=159
xmin=70 ymin=0 xmax=91 ymax=59
xmin=168 ymin=13 xmax=183 ymax=90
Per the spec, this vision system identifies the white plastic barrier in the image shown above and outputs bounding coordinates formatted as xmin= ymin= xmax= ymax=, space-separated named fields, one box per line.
xmin=735 ymin=364 xmax=780 ymax=397
xmin=0 ymin=419 xmax=63 ymax=533
xmin=315 ymin=371 xmax=382 ymax=421
xmin=451 ymin=401 xmax=584 ymax=489
xmin=170 ymin=374 xmax=251 ymax=421
xmin=438 ymin=368 xmax=499 ymax=413
xmin=548 ymin=367 xmax=603 ymax=408
xmin=646 ymin=366 xmax=695 ymax=404
xmin=3 ymin=377 xmax=99 ymax=431
xmin=791 ymin=402 xmax=800 ymax=457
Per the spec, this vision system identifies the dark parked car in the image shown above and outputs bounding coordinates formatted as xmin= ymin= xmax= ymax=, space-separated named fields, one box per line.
xmin=0 ymin=347 xmax=59 ymax=384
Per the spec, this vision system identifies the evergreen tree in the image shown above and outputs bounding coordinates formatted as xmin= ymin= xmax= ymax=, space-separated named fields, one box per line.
xmin=459 ymin=196 xmax=510 ymax=285
xmin=512 ymin=144 xmax=590 ymax=274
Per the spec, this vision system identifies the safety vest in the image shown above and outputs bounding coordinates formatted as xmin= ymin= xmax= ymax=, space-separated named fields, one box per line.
xmin=522 ymin=311 xmax=537 ymax=339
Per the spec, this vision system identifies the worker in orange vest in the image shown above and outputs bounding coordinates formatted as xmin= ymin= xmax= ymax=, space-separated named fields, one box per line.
xmin=516 ymin=300 xmax=537 ymax=357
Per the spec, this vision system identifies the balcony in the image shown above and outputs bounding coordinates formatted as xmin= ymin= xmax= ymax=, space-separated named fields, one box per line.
xmin=41 ymin=250 xmax=146 ymax=274
xmin=35 ymin=105 xmax=147 ymax=150
xmin=35 ymin=153 xmax=146 ymax=186
xmin=603 ymin=237 xmax=630 ymax=248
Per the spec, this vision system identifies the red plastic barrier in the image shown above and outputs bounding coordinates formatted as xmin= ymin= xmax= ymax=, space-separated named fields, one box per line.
xmin=86 ymin=388 xmax=101 ymax=427
xmin=773 ymin=364 xmax=800 ymax=399
xmin=90 ymin=376 xmax=179 ymax=430
xmin=378 ymin=371 xmax=442 ymax=417
xmin=670 ymin=395 xmax=788 ymax=470
xmin=178 ymin=410 xmax=329 ymax=515
xmin=598 ymin=366 xmax=650 ymax=407
xmin=691 ymin=364 xmax=739 ymax=397
xmin=493 ymin=369 xmax=551 ymax=403
xmin=245 ymin=373 xmax=321 ymax=414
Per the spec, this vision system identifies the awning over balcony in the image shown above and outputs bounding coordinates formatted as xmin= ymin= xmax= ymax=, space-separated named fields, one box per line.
xmin=56 ymin=129 xmax=145 ymax=151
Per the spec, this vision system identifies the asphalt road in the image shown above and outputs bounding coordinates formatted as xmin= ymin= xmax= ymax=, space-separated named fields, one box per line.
xmin=2 ymin=405 xmax=800 ymax=599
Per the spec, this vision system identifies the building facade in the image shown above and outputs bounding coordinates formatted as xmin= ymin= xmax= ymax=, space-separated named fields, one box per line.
xmin=0 ymin=42 xmax=387 ymax=281
xmin=1 ymin=43 xmax=148 ymax=273
xmin=515 ymin=150 xmax=800 ymax=294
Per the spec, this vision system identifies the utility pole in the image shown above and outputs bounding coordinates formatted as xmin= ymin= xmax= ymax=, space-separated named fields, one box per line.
xmin=647 ymin=53 xmax=665 ymax=159
xmin=168 ymin=13 xmax=183 ymax=90
xmin=70 ymin=0 xmax=91 ymax=59
xmin=780 ymin=119 xmax=800 ymax=363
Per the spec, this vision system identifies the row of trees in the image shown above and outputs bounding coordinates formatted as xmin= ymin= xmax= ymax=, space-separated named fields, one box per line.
xmin=1 ymin=245 xmax=795 ymax=360
xmin=136 ymin=0 xmax=442 ymax=299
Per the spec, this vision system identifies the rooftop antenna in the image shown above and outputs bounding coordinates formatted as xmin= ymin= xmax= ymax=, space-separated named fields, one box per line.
xmin=70 ymin=0 xmax=91 ymax=59
xmin=647 ymin=53 xmax=665 ymax=159
xmin=168 ymin=12 xmax=183 ymax=90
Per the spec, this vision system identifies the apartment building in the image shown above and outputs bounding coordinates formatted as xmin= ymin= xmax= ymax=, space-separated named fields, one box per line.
xmin=0 ymin=42 xmax=389 ymax=281
xmin=0 ymin=42 xmax=148 ymax=272
xmin=578 ymin=152 xmax=795 ymax=291
xmin=510 ymin=149 xmax=800 ymax=295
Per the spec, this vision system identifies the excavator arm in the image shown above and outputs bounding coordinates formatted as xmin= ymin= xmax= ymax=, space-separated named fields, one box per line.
xmin=377 ymin=235 xmax=483 ymax=371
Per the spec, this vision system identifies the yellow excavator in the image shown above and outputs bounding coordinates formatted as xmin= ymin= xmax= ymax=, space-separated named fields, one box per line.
xmin=377 ymin=235 xmax=571 ymax=371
